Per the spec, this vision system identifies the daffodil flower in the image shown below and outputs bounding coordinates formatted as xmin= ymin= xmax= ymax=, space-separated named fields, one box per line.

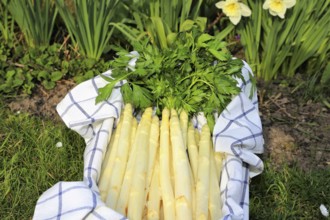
xmin=215 ymin=0 xmax=251 ymax=25
xmin=263 ymin=0 xmax=296 ymax=18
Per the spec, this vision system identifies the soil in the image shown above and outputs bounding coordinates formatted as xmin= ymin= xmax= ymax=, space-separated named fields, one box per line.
xmin=7 ymin=79 xmax=76 ymax=122
xmin=4 ymin=79 xmax=330 ymax=171
xmin=258 ymin=82 xmax=330 ymax=171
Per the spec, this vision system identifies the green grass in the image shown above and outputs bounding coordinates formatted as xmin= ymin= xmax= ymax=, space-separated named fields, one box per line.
xmin=0 ymin=102 xmax=329 ymax=219
xmin=250 ymin=163 xmax=330 ymax=219
xmin=0 ymin=105 xmax=85 ymax=219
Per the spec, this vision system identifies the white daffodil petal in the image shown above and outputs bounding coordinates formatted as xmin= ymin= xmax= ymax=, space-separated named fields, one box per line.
xmin=227 ymin=0 xmax=239 ymax=4
xmin=229 ymin=15 xmax=241 ymax=25
xmin=239 ymin=3 xmax=251 ymax=17
xmin=263 ymin=0 xmax=271 ymax=9
xmin=215 ymin=1 xmax=226 ymax=9
xmin=277 ymin=8 xmax=286 ymax=18
xmin=284 ymin=0 xmax=296 ymax=8
xmin=269 ymin=9 xmax=277 ymax=16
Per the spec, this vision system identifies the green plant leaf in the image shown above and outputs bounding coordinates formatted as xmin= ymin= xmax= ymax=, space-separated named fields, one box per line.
xmin=95 ymin=80 xmax=117 ymax=104
xmin=37 ymin=71 xmax=49 ymax=81
xmin=7 ymin=0 xmax=58 ymax=47
xmin=50 ymin=71 xmax=63 ymax=82
xmin=180 ymin=19 xmax=195 ymax=31
xmin=320 ymin=63 xmax=330 ymax=85
xmin=42 ymin=80 xmax=55 ymax=90
xmin=61 ymin=60 xmax=69 ymax=70
xmin=192 ymin=17 xmax=205 ymax=31
xmin=197 ymin=33 xmax=213 ymax=47
xmin=5 ymin=70 xmax=15 ymax=78
xmin=55 ymin=0 xmax=119 ymax=59
xmin=84 ymin=59 xmax=97 ymax=69
xmin=0 ymin=54 xmax=7 ymax=61
xmin=208 ymin=48 xmax=228 ymax=61
xmin=166 ymin=32 xmax=177 ymax=46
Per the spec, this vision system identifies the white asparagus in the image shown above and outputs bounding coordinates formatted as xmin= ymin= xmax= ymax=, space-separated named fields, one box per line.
xmin=159 ymin=108 xmax=176 ymax=220
xmin=180 ymin=111 xmax=196 ymax=220
xmin=179 ymin=110 xmax=188 ymax=149
xmin=102 ymin=118 xmax=115 ymax=162
xmin=146 ymin=116 xmax=160 ymax=193
xmin=196 ymin=124 xmax=211 ymax=220
xmin=100 ymin=122 xmax=117 ymax=176
xmin=169 ymin=135 xmax=175 ymax=192
xmin=147 ymin=158 xmax=161 ymax=220
xmin=187 ymin=123 xmax=198 ymax=220
xmin=130 ymin=117 xmax=138 ymax=152
xmin=190 ymin=160 xmax=197 ymax=220
xmin=170 ymin=109 xmax=193 ymax=220
xmin=98 ymin=113 xmax=123 ymax=202
xmin=99 ymin=107 xmax=224 ymax=220
xmin=208 ymin=147 xmax=222 ymax=220
xmin=106 ymin=104 xmax=133 ymax=208
xmin=194 ymin=128 xmax=200 ymax=149
xmin=128 ymin=107 xmax=153 ymax=220
xmin=214 ymin=152 xmax=225 ymax=184
xmin=116 ymin=116 xmax=141 ymax=215
xmin=187 ymin=122 xmax=199 ymax=183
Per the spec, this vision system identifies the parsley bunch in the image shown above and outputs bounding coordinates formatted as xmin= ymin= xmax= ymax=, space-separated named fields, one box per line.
xmin=97 ymin=25 xmax=245 ymax=128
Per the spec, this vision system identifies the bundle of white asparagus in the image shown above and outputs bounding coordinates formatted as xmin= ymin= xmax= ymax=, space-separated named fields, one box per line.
xmin=98 ymin=103 xmax=226 ymax=220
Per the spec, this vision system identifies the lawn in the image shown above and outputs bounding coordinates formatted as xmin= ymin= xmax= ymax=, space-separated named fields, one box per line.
xmin=0 ymin=102 xmax=84 ymax=219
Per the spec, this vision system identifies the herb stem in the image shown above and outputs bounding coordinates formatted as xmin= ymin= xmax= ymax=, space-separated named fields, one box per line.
xmin=178 ymin=73 xmax=200 ymax=84
xmin=188 ymin=79 xmax=214 ymax=93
